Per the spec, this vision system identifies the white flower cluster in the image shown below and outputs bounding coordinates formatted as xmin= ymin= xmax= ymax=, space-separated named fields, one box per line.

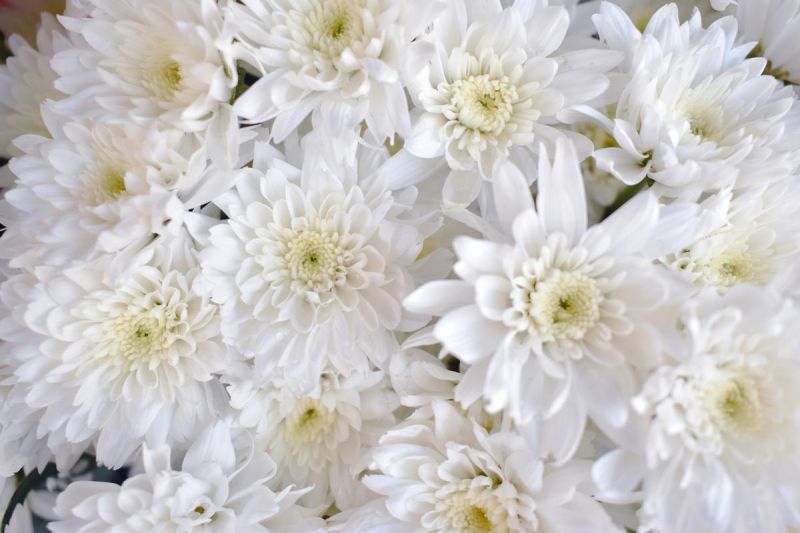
xmin=0 ymin=0 xmax=799 ymax=531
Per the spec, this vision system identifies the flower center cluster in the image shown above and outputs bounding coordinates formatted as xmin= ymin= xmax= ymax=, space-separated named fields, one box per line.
xmin=141 ymin=57 xmax=183 ymax=101
xmin=511 ymin=270 xmax=603 ymax=341
xmin=305 ymin=0 xmax=365 ymax=59
xmin=281 ymin=397 xmax=336 ymax=450
xmin=691 ymin=239 xmax=771 ymax=290
xmin=646 ymin=361 xmax=779 ymax=457
xmin=284 ymin=230 xmax=347 ymax=292
xmin=448 ymin=74 xmax=518 ymax=135
xmin=679 ymin=98 xmax=723 ymax=141
xmin=439 ymin=484 xmax=509 ymax=533
xmin=86 ymin=162 xmax=128 ymax=204
xmin=110 ymin=312 xmax=170 ymax=364
xmin=702 ymin=374 xmax=764 ymax=435
xmin=701 ymin=252 xmax=760 ymax=288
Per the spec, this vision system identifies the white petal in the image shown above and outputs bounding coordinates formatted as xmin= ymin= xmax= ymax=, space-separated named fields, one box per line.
xmin=491 ymin=158 xmax=534 ymax=235
xmin=404 ymin=280 xmax=475 ymax=316
xmin=434 ymin=305 xmax=506 ymax=363
xmin=537 ymin=138 xmax=587 ymax=245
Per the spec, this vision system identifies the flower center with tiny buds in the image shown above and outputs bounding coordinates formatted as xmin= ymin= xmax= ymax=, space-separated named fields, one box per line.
xmin=531 ymin=270 xmax=603 ymax=341
xmin=306 ymin=0 xmax=365 ymax=59
xmin=284 ymin=230 xmax=347 ymax=292
xmin=698 ymin=243 xmax=768 ymax=289
xmin=90 ymin=163 xmax=127 ymax=203
xmin=449 ymin=74 xmax=518 ymax=134
xmin=110 ymin=312 xmax=170 ymax=364
xmin=680 ymin=98 xmax=723 ymax=141
xmin=282 ymin=397 xmax=336 ymax=450
xmin=440 ymin=485 xmax=509 ymax=533
xmin=141 ymin=58 xmax=183 ymax=100
xmin=702 ymin=373 xmax=764 ymax=435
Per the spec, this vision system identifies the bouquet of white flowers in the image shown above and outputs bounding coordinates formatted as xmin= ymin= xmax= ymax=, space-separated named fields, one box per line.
xmin=1 ymin=0 xmax=799 ymax=531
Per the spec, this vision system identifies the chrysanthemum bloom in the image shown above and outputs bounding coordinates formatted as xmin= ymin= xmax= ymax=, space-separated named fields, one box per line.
xmin=0 ymin=253 xmax=229 ymax=469
xmin=1 ymin=117 xmax=232 ymax=269
xmin=593 ymin=287 xmax=800 ymax=533
xmin=364 ymin=400 xmax=618 ymax=532
xmin=52 ymin=0 xmax=236 ymax=133
xmin=227 ymin=363 xmax=398 ymax=510
xmin=590 ymin=2 xmax=800 ymax=200
xmin=736 ymin=0 xmax=800 ymax=86
xmin=49 ymin=423 xmax=324 ymax=532
xmin=399 ymin=0 xmax=619 ymax=209
xmin=0 ymin=13 xmax=67 ymax=159
xmin=230 ymin=0 xmax=445 ymax=143
xmin=405 ymin=138 xmax=693 ymax=460
xmin=199 ymin=118 xmax=433 ymax=385
xmin=664 ymin=182 xmax=800 ymax=291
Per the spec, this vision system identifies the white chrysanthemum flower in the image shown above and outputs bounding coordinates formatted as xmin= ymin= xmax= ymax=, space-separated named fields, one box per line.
xmin=590 ymin=2 xmax=800 ymax=199
xmin=199 ymin=124 xmax=428 ymax=383
xmin=0 ymin=255 xmax=228 ymax=469
xmin=228 ymin=364 xmax=397 ymax=510
xmin=49 ymin=423 xmax=324 ymax=533
xmin=402 ymin=0 xmax=618 ymax=208
xmin=665 ymin=184 xmax=800 ymax=291
xmin=230 ymin=0 xmax=445 ymax=142
xmin=736 ymin=0 xmax=800 ymax=86
xmin=1 ymin=116 xmax=229 ymax=269
xmin=364 ymin=400 xmax=618 ymax=532
xmin=406 ymin=138 xmax=693 ymax=460
xmin=52 ymin=0 xmax=235 ymax=131
xmin=594 ymin=287 xmax=800 ymax=533
xmin=0 ymin=14 xmax=67 ymax=158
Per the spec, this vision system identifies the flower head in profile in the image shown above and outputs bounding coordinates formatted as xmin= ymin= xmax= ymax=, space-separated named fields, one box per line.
xmin=1 ymin=116 xmax=229 ymax=269
xmin=49 ymin=422 xmax=323 ymax=532
xmin=228 ymin=363 xmax=398 ymax=510
xmin=594 ymin=287 xmax=800 ymax=533
xmin=364 ymin=400 xmax=618 ymax=532
xmin=590 ymin=2 xmax=800 ymax=199
xmin=230 ymin=0 xmax=445 ymax=142
xmin=406 ymin=138 xmax=691 ymax=461
xmin=0 ymin=252 xmax=228 ymax=468
xmin=0 ymin=13 xmax=67 ymax=158
xmin=664 ymin=182 xmax=800 ymax=292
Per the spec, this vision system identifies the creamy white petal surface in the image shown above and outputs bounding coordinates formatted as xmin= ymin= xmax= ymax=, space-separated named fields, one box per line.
xmin=0 ymin=0 xmax=799 ymax=529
